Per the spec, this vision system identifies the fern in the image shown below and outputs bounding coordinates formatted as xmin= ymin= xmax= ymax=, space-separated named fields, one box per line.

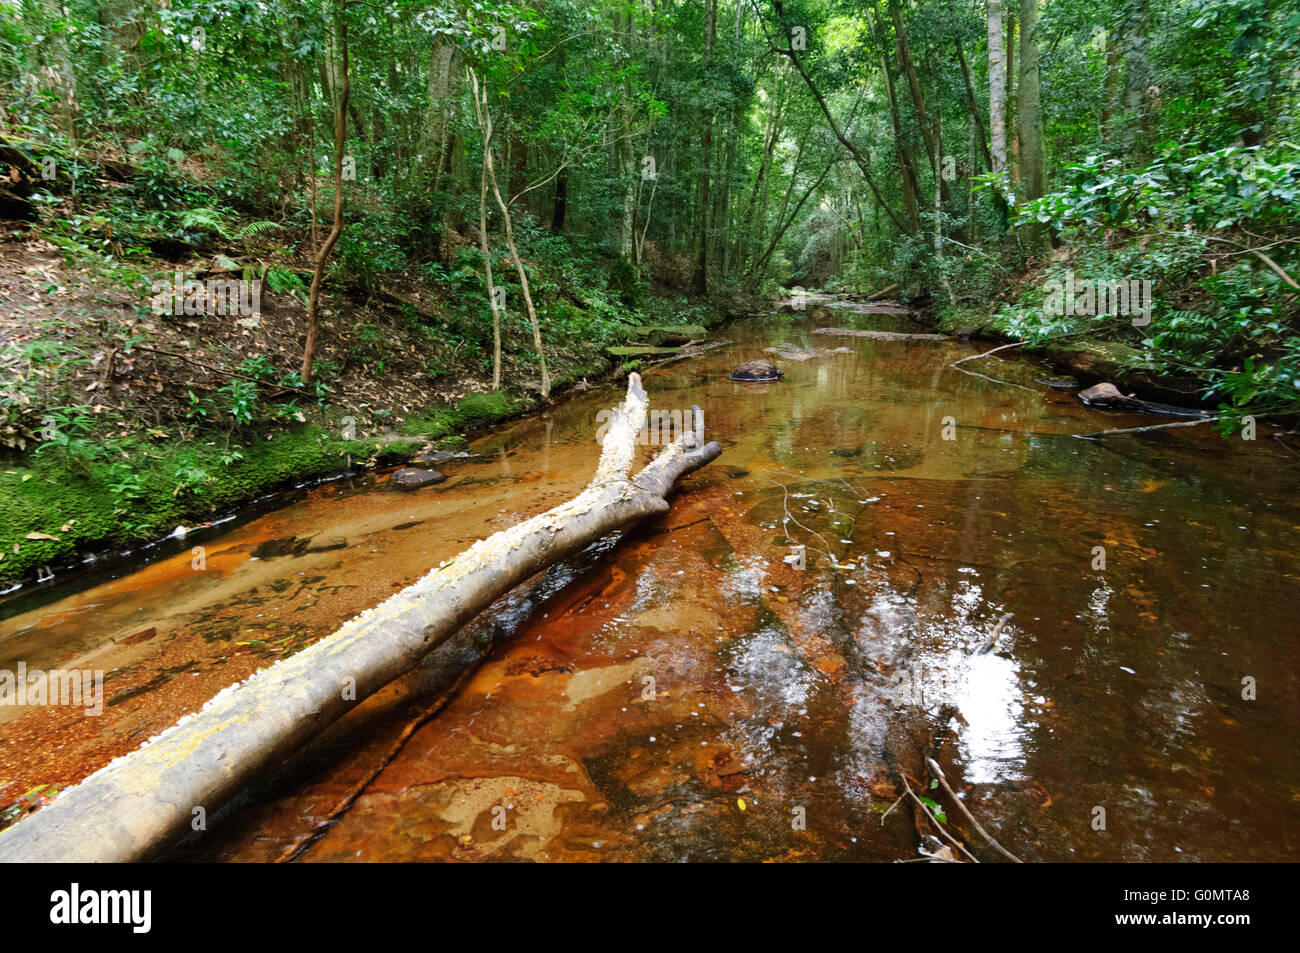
xmin=265 ymin=265 xmax=309 ymax=304
xmin=178 ymin=207 xmax=228 ymax=236
xmin=234 ymin=220 xmax=279 ymax=240
xmin=176 ymin=210 xmax=278 ymax=243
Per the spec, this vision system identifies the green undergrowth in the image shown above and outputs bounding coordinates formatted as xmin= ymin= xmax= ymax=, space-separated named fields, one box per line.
xmin=933 ymin=143 xmax=1300 ymax=429
xmin=0 ymin=314 xmax=701 ymax=585
xmin=0 ymin=425 xmax=409 ymax=584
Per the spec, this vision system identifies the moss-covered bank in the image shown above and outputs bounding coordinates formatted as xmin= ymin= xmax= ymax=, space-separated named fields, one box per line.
xmin=0 ymin=299 xmax=734 ymax=590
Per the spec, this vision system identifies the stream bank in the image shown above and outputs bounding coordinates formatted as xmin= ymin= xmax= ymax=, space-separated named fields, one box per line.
xmin=1 ymin=221 xmax=751 ymax=591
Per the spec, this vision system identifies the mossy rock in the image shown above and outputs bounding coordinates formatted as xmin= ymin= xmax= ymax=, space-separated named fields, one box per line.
xmin=627 ymin=324 xmax=708 ymax=346
xmin=607 ymin=345 xmax=682 ymax=357
xmin=1039 ymin=338 xmax=1207 ymax=403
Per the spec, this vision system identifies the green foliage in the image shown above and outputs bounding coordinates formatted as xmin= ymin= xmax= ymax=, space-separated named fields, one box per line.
xmin=608 ymin=256 xmax=641 ymax=308
xmin=347 ymin=322 xmax=388 ymax=376
xmin=219 ymin=379 xmax=259 ymax=426
xmin=1019 ymin=145 xmax=1300 ymax=234
xmin=336 ymin=227 xmax=406 ymax=295
xmin=264 ymin=265 xmax=309 ymax=304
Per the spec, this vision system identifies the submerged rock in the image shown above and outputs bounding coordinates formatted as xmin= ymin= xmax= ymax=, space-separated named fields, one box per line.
xmin=412 ymin=449 xmax=458 ymax=465
xmin=730 ymin=359 xmax=783 ymax=382
xmin=390 ymin=467 xmax=445 ymax=489
xmin=1035 ymin=376 xmax=1079 ymax=391
xmin=764 ymin=342 xmax=853 ymax=362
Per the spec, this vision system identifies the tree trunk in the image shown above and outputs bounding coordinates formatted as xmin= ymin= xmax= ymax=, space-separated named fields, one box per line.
xmin=988 ymin=0 xmax=1007 ymax=177
xmin=1017 ymin=0 xmax=1048 ymax=250
xmin=934 ymin=115 xmax=954 ymax=304
xmin=753 ymin=158 xmax=835 ymax=283
xmin=1121 ymin=0 xmax=1153 ymax=163
xmin=0 ymin=375 xmax=721 ymax=863
xmin=478 ymin=149 xmax=503 ymax=392
xmin=889 ymin=1 xmax=937 ymax=181
xmin=873 ymin=13 xmax=920 ymax=233
xmin=1006 ymin=4 xmax=1018 ymax=184
xmin=778 ymin=33 xmax=906 ymax=234
xmin=737 ymin=62 xmax=786 ymax=278
xmin=1101 ymin=32 xmax=1121 ymax=146
xmin=471 ymin=69 xmax=551 ymax=398
xmin=38 ymin=0 xmax=80 ymax=138
xmin=956 ymin=37 xmax=992 ymax=174
xmin=691 ymin=0 xmax=717 ymax=296
xmin=551 ymin=165 xmax=568 ymax=233
xmin=301 ymin=8 xmax=350 ymax=384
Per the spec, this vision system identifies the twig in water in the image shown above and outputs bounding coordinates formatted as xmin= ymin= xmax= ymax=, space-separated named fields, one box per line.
xmin=1272 ymin=436 xmax=1300 ymax=460
xmin=950 ymin=340 xmax=1026 ymax=366
xmin=978 ymin=612 xmax=1014 ymax=654
xmin=759 ymin=477 xmax=834 ymax=559
xmin=926 ymin=757 xmax=1023 ymax=863
xmin=917 ymin=847 xmax=961 ymax=863
xmin=276 ymin=658 xmax=482 ymax=863
xmin=948 ymin=362 xmax=1040 ymax=392
xmin=1073 ymin=418 xmax=1222 ymax=439
xmin=898 ymin=770 xmax=979 ymax=863
xmin=880 ymin=792 xmax=905 ymax=825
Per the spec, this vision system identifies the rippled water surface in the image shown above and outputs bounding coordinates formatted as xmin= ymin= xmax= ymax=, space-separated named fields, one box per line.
xmin=2 ymin=302 xmax=1297 ymax=861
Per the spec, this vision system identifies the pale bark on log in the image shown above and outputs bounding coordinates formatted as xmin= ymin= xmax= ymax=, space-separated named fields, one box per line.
xmin=0 ymin=374 xmax=720 ymax=862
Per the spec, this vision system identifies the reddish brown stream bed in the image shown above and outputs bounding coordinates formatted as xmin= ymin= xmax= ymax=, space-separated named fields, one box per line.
xmin=2 ymin=302 xmax=1297 ymax=861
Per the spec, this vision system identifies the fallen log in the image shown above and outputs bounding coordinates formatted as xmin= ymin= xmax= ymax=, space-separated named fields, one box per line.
xmin=812 ymin=327 xmax=948 ymax=341
xmin=0 ymin=373 xmax=721 ymax=862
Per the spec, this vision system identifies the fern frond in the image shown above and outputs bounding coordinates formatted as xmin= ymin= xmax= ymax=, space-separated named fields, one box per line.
xmin=233 ymin=220 xmax=280 ymax=240
xmin=179 ymin=207 xmax=229 ymax=237
xmin=265 ymin=265 xmax=309 ymax=304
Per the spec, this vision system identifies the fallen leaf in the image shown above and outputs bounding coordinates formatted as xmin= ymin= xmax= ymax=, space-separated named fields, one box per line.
xmin=25 ymin=532 xmax=60 ymax=541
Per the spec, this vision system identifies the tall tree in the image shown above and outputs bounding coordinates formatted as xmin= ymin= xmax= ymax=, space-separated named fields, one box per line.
xmin=1017 ymin=0 xmax=1047 ymax=250
xmin=988 ymin=0 xmax=1008 ymax=178
xmin=692 ymin=0 xmax=717 ymax=296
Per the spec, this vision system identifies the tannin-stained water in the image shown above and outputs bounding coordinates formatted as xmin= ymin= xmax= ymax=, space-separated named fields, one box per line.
xmin=2 ymin=302 xmax=1297 ymax=861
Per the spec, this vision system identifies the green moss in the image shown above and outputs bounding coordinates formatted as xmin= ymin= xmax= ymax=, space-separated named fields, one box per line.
xmin=398 ymin=409 xmax=457 ymax=439
xmin=627 ymin=324 xmax=708 ymax=341
xmin=435 ymin=434 xmax=469 ymax=451
xmin=0 ymin=282 xmax=734 ymax=585
xmin=607 ymin=345 xmax=681 ymax=357
xmin=397 ymin=390 xmax=523 ymax=439
xmin=456 ymin=390 xmax=519 ymax=424
xmin=0 ymin=426 xmax=378 ymax=583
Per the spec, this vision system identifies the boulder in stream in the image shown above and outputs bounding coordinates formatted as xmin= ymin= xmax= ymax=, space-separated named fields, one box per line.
xmin=730 ymin=359 xmax=783 ymax=382
xmin=390 ymin=467 xmax=446 ymax=489
xmin=1076 ymin=382 xmax=1146 ymax=411
xmin=1077 ymin=381 xmax=1212 ymax=418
